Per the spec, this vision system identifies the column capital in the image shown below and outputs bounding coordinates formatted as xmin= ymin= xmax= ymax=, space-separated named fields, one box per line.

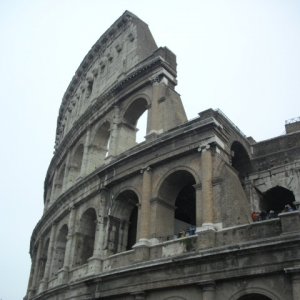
xmin=140 ymin=166 xmax=152 ymax=174
xmin=197 ymin=280 xmax=216 ymax=291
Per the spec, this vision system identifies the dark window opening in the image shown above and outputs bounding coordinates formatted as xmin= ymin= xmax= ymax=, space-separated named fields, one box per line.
xmin=238 ymin=294 xmax=271 ymax=300
xmin=231 ymin=141 xmax=251 ymax=179
xmin=175 ymin=184 xmax=196 ymax=230
xmin=261 ymin=186 xmax=296 ymax=215
xmin=126 ymin=205 xmax=138 ymax=250
xmin=75 ymin=208 xmax=97 ymax=266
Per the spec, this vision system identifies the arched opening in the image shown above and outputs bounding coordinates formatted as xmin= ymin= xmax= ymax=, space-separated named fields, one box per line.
xmin=107 ymin=190 xmax=139 ymax=254
xmin=53 ymin=163 xmax=65 ymax=199
xmin=260 ymin=186 xmax=296 ymax=215
xmin=231 ymin=141 xmax=251 ymax=180
xmin=51 ymin=225 xmax=68 ymax=275
xmin=89 ymin=121 xmax=110 ymax=171
xmin=74 ymin=208 xmax=97 ymax=266
xmin=127 ymin=205 xmax=138 ymax=250
xmin=136 ymin=110 xmax=148 ymax=143
xmin=68 ymin=144 xmax=84 ymax=185
xmin=121 ymin=98 xmax=148 ymax=150
xmin=157 ymin=170 xmax=196 ymax=239
xmin=38 ymin=238 xmax=49 ymax=282
xmin=238 ymin=294 xmax=271 ymax=300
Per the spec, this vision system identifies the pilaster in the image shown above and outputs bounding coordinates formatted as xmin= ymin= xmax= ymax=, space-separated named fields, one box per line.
xmin=136 ymin=167 xmax=152 ymax=244
xmin=198 ymin=281 xmax=216 ymax=300
xmin=107 ymin=105 xmax=120 ymax=157
xmin=63 ymin=206 xmax=77 ymax=274
xmin=199 ymin=145 xmax=214 ymax=230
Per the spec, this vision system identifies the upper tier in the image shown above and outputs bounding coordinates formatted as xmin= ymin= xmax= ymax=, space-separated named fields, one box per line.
xmin=55 ymin=11 xmax=157 ymax=149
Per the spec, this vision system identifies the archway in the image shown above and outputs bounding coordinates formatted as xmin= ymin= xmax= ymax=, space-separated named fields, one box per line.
xmin=261 ymin=186 xmax=296 ymax=215
xmin=238 ymin=294 xmax=271 ymax=300
xmin=74 ymin=208 xmax=97 ymax=266
xmin=157 ymin=170 xmax=196 ymax=238
xmin=108 ymin=190 xmax=139 ymax=254
xmin=37 ymin=238 xmax=49 ymax=282
xmin=90 ymin=121 xmax=110 ymax=170
xmin=68 ymin=144 xmax=84 ymax=185
xmin=121 ymin=98 xmax=148 ymax=149
xmin=51 ymin=225 xmax=68 ymax=275
xmin=231 ymin=141 xmax=251 ymax=179
xmin=53 ymin=163 xmax=66 ymax=199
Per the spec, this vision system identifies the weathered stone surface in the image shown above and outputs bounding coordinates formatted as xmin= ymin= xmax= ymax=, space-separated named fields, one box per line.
xmin=25 ymin=11 xmax=300 ymax=300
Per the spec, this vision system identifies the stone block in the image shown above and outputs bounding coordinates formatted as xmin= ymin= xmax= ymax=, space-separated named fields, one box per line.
xmin=279 ymin=211 xmax=300 ymax=234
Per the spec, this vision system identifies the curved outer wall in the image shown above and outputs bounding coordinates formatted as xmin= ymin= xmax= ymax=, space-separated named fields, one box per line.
xmin=26 ymin=11 xmax=300 ymax=300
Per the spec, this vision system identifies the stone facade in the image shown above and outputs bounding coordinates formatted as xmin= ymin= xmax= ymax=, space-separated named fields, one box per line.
xmin=25 ymin=11 xmax=300 ymax=300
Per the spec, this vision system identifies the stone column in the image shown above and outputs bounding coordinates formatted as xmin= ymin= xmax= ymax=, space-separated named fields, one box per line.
xmin=63 ymin=206 xmax=77 ymax=272
xmin=107 ymin=105 xmax=120 ymax=157
xmin=200 ymin=145 xmax=214 ymax=230
xmin=147 ymin=80 xmax=161 ymax=140
xmin=137 ymin=167 xmax=152 ymax=243
xmin=27 ymin=240 xmax=42 ymax=298
xmin=194 ymin=183 xmax=203 ymax=230
xmin=199 ymin=281 xmax=216 ymax=300
xmin=88 ymin=207 xmax=105 ymax=274
xmin=39 ymin=223 xmax=57 ymax=292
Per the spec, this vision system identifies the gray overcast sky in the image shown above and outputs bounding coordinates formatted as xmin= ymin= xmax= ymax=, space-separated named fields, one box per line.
xmin=0 ymin=1 xmax=299 ymax=299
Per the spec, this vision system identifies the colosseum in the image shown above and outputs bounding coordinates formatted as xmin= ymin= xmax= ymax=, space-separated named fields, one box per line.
xmin=25 ymin=11 xmax=300 ymax=300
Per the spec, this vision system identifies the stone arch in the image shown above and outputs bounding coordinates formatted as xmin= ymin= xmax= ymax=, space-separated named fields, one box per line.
xmin=260 ymin=185 xmax=296 ymax=215
xmin=119 ymin=96 xmax=150 ymax=149
xmin=53 ymin=162 xmax=66 ymax=200
xmin=89 ymin=120 xmax=111 ymax=170
xmin=231 ymin=141 xmax=252 ymax=180
xmin=51 ymin=224 xmax=68 ymax=276
xmin=107 ymin=189 xmax=140 ymax=254
xmin=155 ymin=168 xmax=197 ymax=238
xmin=37 ymin=238 xmax=49 ymax=282
xmin=68 ymin=143 xmax=84 ymax=185
xmin=74 ymin=208 xmax=97 ymax=266
xmin=230 ymin=287 xmax=280 ymax=300
xmin=238 ymin=295 xmax=271 ymax=300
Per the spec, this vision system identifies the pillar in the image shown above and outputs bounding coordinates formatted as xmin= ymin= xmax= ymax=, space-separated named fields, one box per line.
xmin=107 ymin=105 xmax=120 ymax=157
xmin=200 ymin=145 xmax=214 ymax=230
xmin=199 ymin=281 xmax=216 ymax=300
xmin=194 ymin=183 xmax=203 ymax=230
xmin=63 ymin=206 xmax=77 ymax=272
xmin=39 ymin=223 xmax=57 ymax=292
xmin=137 ymin=167 xmax=152 ymax=243
xmin=92 ymin=215 xmax=106 ymax=258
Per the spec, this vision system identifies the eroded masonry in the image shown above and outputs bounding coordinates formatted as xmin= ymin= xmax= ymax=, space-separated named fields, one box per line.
xmin=25 ymin=11 xmax=300 ymax=300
